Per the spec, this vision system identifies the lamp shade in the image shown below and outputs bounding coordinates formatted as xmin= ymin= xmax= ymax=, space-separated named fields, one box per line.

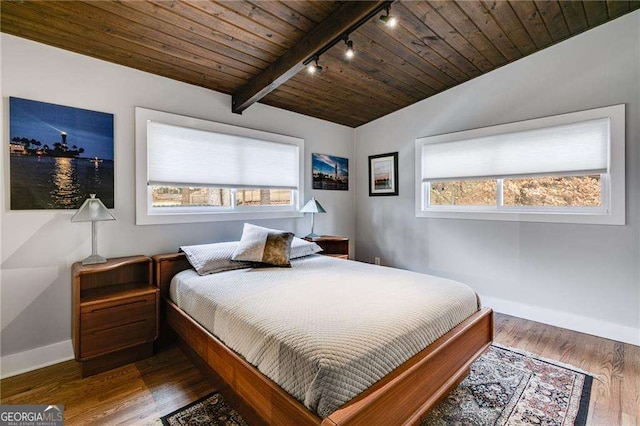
xmin=71 ymin=194 xmax=115 ymax=222
xmin=300 ymin=197 xmax=326 ymax=214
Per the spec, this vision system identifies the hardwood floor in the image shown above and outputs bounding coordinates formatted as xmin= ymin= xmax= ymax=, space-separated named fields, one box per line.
xmin=1 ymin=313 xmax=638 ymax=425
xmin=0 ymin=347 xmax=212 ymax=425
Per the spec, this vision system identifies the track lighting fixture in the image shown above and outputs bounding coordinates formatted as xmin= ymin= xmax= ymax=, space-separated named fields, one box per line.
xmin=379 ymin=4 xmax=397 ymax=28
xmin=344 ymin=38 xmax=355 ymax=59
xmin=307 ymin=57 xmax=323 ymax=74
xmin=302 ymin=2 xmax=395 ymax=77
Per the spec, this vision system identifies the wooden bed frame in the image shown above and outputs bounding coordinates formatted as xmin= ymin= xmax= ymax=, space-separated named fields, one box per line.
xmin=152 ymin=252 xmax=493 ymax=426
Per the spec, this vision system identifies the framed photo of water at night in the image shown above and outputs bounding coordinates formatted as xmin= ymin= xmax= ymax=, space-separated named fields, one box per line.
xmin=312 ymin=153 xmax=348 ymax=191
xmin=9 ymin=97 xmax=114 ymax=210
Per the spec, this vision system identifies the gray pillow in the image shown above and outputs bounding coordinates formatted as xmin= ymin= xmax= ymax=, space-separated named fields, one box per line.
xmin=291 ymin=237 xmax=323 ymax=258
xmin=180 ymin=241 xmax=254 ymax=275
xmin=232 ymin=224 xmax=294 ymax=267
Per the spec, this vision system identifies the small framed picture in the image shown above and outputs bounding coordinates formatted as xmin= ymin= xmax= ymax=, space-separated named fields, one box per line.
xmin=369 ymin=152 xmax=398 ymax=196
xmin=312 ymin=153 xmax=349 ymax=191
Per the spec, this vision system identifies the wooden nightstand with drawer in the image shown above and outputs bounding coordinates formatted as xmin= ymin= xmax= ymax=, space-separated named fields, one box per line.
xmin=72 ymin=255 xmax=158 ymax=377
xmin=304 ymin=236 xmax=349 ymax=259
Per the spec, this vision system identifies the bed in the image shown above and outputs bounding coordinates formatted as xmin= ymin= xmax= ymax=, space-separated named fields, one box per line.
xmin=153 ymin=252 xmax=493 ymax=425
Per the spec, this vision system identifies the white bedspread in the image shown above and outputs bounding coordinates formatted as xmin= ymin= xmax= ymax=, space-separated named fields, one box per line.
xmin=170 ymin=255 xmax=479 ymax=418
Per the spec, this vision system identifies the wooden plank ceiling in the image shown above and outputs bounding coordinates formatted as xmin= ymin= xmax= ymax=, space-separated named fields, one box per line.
xmin=1 ymin=1 xmax=638 ymax=127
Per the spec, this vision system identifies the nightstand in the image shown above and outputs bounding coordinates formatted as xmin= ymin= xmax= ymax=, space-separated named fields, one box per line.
xmin=304 ymin=236 xmax=349 ymax=259
xmin=72 ymin=255 xmax=158 ymax=377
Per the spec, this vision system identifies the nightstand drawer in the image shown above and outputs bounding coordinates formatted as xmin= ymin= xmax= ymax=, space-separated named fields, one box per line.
xmin=81 ymin=292 xmax=156 ymax=314
xmin=80 ymin=294 xmax=156 ymax=359
xmin=81 ymin=294 xmax=156 ymax=330
xmin=80 ymin=317 xmax=156 ymax=359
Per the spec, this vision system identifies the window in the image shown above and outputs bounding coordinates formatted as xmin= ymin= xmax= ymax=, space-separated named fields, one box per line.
xmin=415 ymin=105 xmax=625 ymax=225
xmin=427 ymin=175 xmax=603 ymax=209
xmin=151 ymin=187 xmax=232 ymax=208
xmin=135 ymin=108 xmax=303 ymax=225
xmin=236 ymin=189 xmax=292 ymax=206
xmin=502 ymin=175 xmax=602 ymax=208
xmin=429 ymin=179 xmax=497 ymax=206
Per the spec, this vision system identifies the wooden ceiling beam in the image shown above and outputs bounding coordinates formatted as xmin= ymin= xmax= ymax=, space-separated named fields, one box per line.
xmin=231 ymin=0 xmax=388 ymax=114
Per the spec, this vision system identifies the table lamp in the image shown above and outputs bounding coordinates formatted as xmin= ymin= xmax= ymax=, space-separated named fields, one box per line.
xmin=300 ymin=197 xmax=326 ymax=238
xmin=71 ymin=194 xmax=115 ymax=265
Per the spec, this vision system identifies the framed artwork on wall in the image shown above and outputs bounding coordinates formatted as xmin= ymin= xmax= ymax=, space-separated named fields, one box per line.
xmin=312 ymin=153 xmax=348 ymax=191
xmin=9 ymin=97 xmax=114 ymax=210
xmin=369 ymin=152 xmax=399 ymax=196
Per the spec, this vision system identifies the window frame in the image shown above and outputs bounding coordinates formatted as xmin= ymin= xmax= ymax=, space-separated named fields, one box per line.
xmin=135 ymin=108 xmax=304 ymax=225
xmin=147 ymin=188 xmax=297 ymax=214
xmin=415 ymin=105 xmax=625 ymax=225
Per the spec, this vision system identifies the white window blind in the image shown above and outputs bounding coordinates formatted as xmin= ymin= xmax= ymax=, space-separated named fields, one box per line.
xmin=147 ymin=121 xmax=299 ymax=189
xmin=421 ymin=118 xmax=610 ymax=182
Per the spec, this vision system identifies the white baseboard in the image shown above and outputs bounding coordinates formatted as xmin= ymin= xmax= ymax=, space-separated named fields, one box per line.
xmin=1 ymin=340 xmax=74 ymax=379
xmin=481 ymin=294 xmax=640 ymax=346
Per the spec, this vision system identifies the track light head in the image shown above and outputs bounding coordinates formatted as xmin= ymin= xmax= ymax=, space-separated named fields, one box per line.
xmin=379 ymin=5 xmax=397 ymax=28
xmin=386 ymin=15 xmax=398 ymax=28
xmin=307 ymin=58 xmax=323 ymax=74
xmin=345 ymin=39 xmax=355 ymax=59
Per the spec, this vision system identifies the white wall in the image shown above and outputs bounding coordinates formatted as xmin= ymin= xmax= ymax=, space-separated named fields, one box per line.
xmin=354 ymin=11 xmax=640 ymax=345
xmin=0 ymin=34 xmax=355 ymax=373
xmin=1 ymin=12 xmax=639 ymax=378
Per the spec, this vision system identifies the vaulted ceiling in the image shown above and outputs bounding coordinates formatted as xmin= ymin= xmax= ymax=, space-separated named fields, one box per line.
xmin=1 ymin=1 xmax=637 ymax=127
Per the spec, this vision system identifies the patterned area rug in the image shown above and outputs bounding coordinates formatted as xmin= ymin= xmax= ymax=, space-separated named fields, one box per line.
xmin=160 ymin=345 xmax=592 ymax=426
xmin=421 ymin=345 xmax=592 ymax=425
xmin=160 ymin=393 xmax=248 ymax=426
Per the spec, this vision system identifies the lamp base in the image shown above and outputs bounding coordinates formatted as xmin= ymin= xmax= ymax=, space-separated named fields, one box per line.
xmin=81 ymin=254 xmax=107 ymax=265
xmin=305 ymin=232 xmax=320 ymax=239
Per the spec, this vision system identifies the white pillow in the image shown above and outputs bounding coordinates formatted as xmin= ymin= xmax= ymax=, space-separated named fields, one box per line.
xmin=291 ymin=237 xmax=323 ymax=258
xmin=180 ymin=241 xmax=254 ymax=275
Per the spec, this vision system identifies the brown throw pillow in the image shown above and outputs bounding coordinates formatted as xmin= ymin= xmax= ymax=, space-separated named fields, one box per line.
xmin=232 ymin=224 xmax=294 ymax=267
